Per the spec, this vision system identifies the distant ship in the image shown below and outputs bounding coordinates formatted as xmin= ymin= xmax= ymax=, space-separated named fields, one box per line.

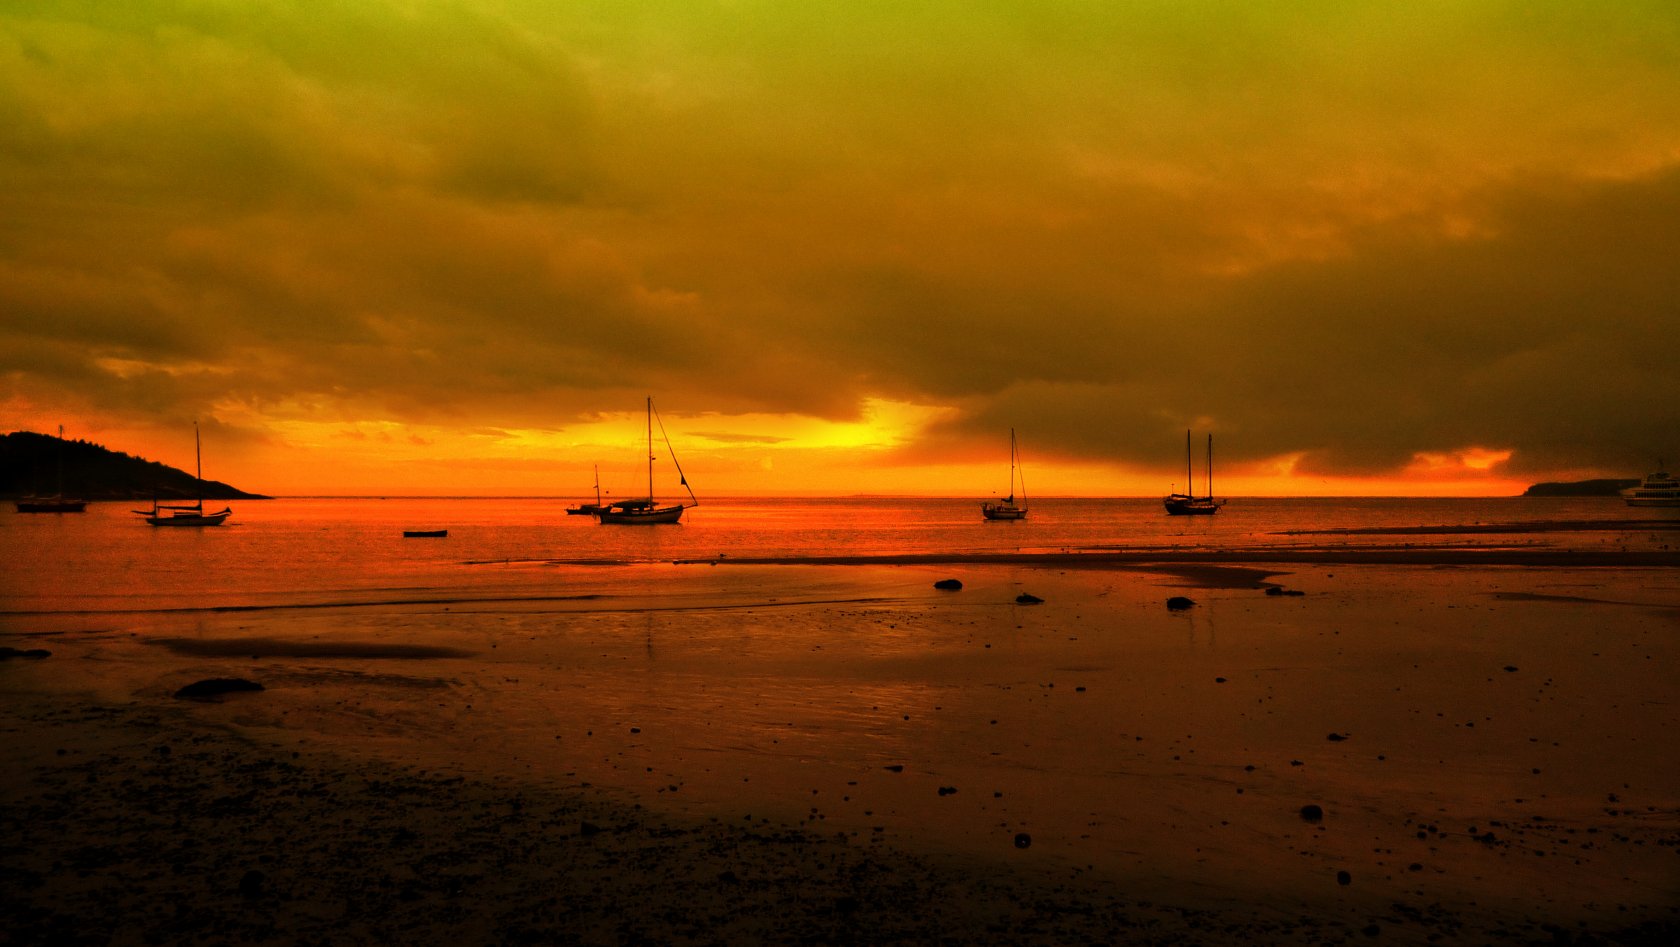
xmin=596 ymin=398 xmax=697 ymax=525
xmin=135 ymin=422 xmax=232 ymax=527
xmin=982 ymin=429 xmax=1028 ymax=521
xmin=14 ymin=425 xmax=88 ymax=513
xmin=1164 ymin=430 xmax=1226 ymax=516
xmin=1622 ymin=463 xmax=1680 ymax=508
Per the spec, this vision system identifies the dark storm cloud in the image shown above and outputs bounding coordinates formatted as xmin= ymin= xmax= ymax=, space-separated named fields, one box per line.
xmin=4 ymin=2 xmax=1678 ymax=486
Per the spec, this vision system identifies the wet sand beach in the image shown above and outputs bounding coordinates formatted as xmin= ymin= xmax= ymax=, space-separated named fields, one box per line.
xmin=4 ymin=539 xmax=1679 ymax=944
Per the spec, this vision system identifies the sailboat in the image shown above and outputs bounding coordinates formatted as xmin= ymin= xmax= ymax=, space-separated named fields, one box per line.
xmin=135 ymin=422 xmax=232 ymax=526
xmin=981 ymin=429 xmax=1028 ymax=521
xmin=566 ymin=464 xmax=606 ymax=515
xmin=15 ymin=425 xmax=88 ymax=513
xmin=596 ymin=398 xmax=697 ymax=525
xmin=1164 ymin=430 xmax=1225 ymax=516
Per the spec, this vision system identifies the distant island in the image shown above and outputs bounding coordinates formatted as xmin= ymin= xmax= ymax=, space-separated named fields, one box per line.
xmin=1522 ymin=478 xmax=1638 ymax=497
xmin=2 ymin=430 xmax=269 ymax=501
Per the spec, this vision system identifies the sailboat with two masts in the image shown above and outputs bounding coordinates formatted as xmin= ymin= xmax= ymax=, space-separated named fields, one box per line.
xmin=135 ymin=422 xmax=232 ymax=526
xmin=982 ymin=429 xmax=1028 ymax=521
xmin=1164 ymin=430 xmax=1225 ymax=516
xmin=597 ymin=398 xmax=697 ymax=525
xmin=15 ymin=425 xmax=88 ymax=513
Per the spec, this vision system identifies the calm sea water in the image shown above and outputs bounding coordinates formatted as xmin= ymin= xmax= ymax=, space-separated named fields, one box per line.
xmin=0 ymin=495 xmax=1665 ymax=621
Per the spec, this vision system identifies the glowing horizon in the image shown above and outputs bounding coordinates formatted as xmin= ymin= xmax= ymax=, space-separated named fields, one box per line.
xmin=3 ymin=4 xmax=1675 ymax=496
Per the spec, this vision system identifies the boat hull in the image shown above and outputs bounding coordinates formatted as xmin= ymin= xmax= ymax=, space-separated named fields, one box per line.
xmin=403 ymin=529 xmax=448 ymax=537
xmin=597 ymin=504 xmax=685 ymax=525
xmin=146 ymin=510 xmax=231 ymax=527
xmin=15 ymin=497 xmax=87 ymax=513
xmin=1164 ymin=496 xmax=1223 ymax=515
xmin=1624 ymin=495 xmax=1680 ymax=507
xmin=566 ymin=505 xmax=604 ymax=516
xmin=982 ymin=504 xmax=1027 ymax=521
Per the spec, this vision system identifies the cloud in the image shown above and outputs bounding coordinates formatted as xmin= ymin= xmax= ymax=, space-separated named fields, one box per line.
xmin=3 ymin=2 xmax=1678 ymax=490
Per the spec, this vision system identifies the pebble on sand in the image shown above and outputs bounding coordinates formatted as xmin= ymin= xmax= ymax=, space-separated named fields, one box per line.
xmin=934 ymin=579 xmax=963 ymax=590
xmin=1166 ymin=596 xmax=1195 ymax=610
xmin=174 ymin=678 xmax=265 ymax=700
xmin=1014 ymin=833 xmax=1032 ymax=849
xmin=1300 ymin=804 xmax=1324 ymax=822
xmin=1336 ymin=870 xmax=1353 ymax=886
xmin=1016 ymin=593 xmax=1044 ymax=604
xmin=0 ymin=647 xmax=52 ymax=659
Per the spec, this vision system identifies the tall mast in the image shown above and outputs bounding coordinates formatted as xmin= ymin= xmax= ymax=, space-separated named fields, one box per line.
xmin=645 ymin=397 xmax=654 ymax=502
xmin=1206 ymin=433 xmax=1213 ymax=501
xmin=1016 ymin=429 xmax=1027 ymax=507
xmin=195 ymin=421 xmax=203 ymax=507
xmin=593 ymin=464 xmax=601 ymax=506
xmin=1185 ymin=429 xmax=1193 ymax=497
xmin=57 ymin=424 xmax=65 ymax=496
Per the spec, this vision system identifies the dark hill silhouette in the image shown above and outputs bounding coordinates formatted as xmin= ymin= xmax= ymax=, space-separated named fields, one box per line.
xmin=1522 ymin=478 xmax=1638 ymax=497
xmin=2 ymin=431 xmax=269 ymax=501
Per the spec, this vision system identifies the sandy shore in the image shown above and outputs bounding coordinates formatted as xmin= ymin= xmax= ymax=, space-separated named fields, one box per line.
xmin=4 ymin=551 xmax=1678 ymax=945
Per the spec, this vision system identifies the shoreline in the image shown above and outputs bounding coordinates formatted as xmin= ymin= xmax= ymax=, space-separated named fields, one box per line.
xmin=0 ymin=690 xmax=1426 ymax=946
xmin=674 ymin=547 xmax=1680 ymax=568
xmin=5 ymin=688 xmax=1671 ymax=946
xmin=6 ymin=556 xmax=1678 ymax=944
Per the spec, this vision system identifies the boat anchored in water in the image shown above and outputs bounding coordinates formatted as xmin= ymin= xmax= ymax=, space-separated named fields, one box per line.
xmin=567 ymin=464 xmax=606 ymax=516
xmin=135 ymin=422 xmax=232 ymax=526
xmin=982 ymin=429 xmax=1028 ymax=521
xmin=14 ymin=425 xmax=88 ymax=513
xmin=1164 ymin=430 xmax=1225 ymax=516
xmin=1622 ymin=463 xmax=1680 ymax=507
xmin=597 ymin=398 xmax=697 ymax=525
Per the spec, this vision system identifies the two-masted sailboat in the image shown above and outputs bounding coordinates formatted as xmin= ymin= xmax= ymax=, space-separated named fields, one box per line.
xmin=596 ymin=398 xmax=697 ymax=525
xmin=981 ymin=429 xmax=1028 ymax=521
xmin=1164 ymin=430 xmax=1225 ymax=516
xmin=15 ymin=425 xmax=88 ymax=513
xmin=135 ymin=422 xmax=232 ymax=526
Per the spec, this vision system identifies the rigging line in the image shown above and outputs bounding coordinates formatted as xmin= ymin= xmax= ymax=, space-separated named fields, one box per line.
xmin=651 ymin=401 xmax=699 ymax=508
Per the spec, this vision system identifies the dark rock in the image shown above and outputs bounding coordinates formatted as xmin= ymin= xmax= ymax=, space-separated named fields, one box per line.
xmin=1362 ymin=924 xmax=1380 ymax=937
xmin=1015 ymin=593 xmax=1043 ymax=604
xmin=1283 ymin=589 xmax=1305 ymax=596
xmin=933 ymin=579 xmax=963 ymax=590
xmin=0 ymin=647 xmax=51 ymax=659
xmin=937 ymin=786 xmax=957 ymax=796
xmin=1503 ymin=665 xmax=1519 ymax=672
xmin=1300 ymin=804 xmax=1324 ymax=822
xmin=238 ymin=869 xmax=265 ymax=898
xmin=579 ymin=821 xmax=603 ymax=837
xmin=883 ymin=764 xmax=904 ymax=773
xmin=1327 ymin=732 xmax=1348 ymax=742
xmin=1214 ymin=676 xmax=1227 ymax=683
xmin=1336 ymin=870 xmax=1352 ymax=886
xmin=1166 ymin=596 xmax=1194 ymax=611
xmin=1014 ymin=833 xmax=1032 ymax=849
xmin=1265 ymin=586 xmax=1284 ymax=596
xmin=174 ymin=678 xmax=264 ymax=700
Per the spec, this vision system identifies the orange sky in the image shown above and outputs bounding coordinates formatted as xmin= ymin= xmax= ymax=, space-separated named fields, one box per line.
xmin=4 ymin=3 xmax=1677 ymax=497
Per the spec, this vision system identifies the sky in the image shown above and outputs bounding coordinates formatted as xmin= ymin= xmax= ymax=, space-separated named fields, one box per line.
xmin=3 ymin=2 xmax=1678 ymax=497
